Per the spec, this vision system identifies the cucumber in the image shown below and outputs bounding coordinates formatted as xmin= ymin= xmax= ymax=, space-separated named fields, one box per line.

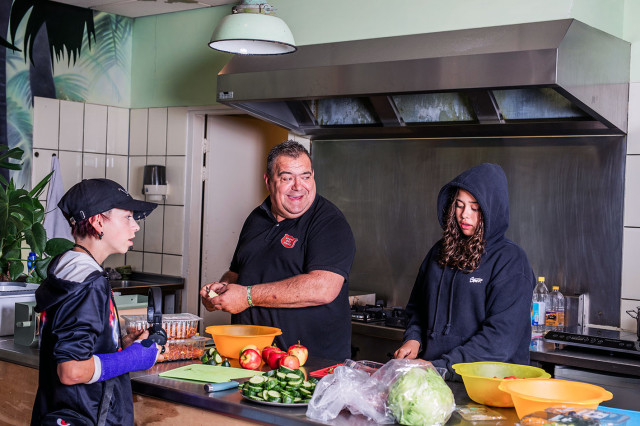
xmin=266 ymin=390 xmax=282 ymax=402
xmin=213 ymin=351 xmax=223 ymax=364
xmin=262 ymin=389 xmax=270 ymax=400
xmin=301 ymin=380 xmax=313 ymax=388
xmin=276 ymin=371 xmax=287 ymax=380
xmin=249 ymin=376 xmax=266 ymax=385
xmin=299 ymin=387 xmax=312 ymax=396
xmin=247 ymin=384 xmax=263 ymax=393
xmin=282 ymin=394 xmax=294 ymax=404
xmin=264 ymin=378 xmax=278 ymax=390
xmin=249 ymin=395 xmax=265 ymax=402
xmin=287 ymin=379 xmax=302 ymax=387
xmin=264 ymin=369 xmax=277 ymax=377
xmin=278 ymin=365 xmax=295 ymax=374
xmin=285 ymin=373 xmax=301 ymax=381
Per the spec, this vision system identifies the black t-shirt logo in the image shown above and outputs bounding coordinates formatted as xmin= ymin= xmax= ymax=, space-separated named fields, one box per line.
xmin=281 ymin=234 xmax=298 ymax=248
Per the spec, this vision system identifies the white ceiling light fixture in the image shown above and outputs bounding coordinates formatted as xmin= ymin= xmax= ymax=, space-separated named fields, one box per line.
xmin=208 ymin=0 xmax=296 ymax=55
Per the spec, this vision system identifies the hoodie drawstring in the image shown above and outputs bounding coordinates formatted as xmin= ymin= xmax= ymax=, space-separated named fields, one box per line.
xmin=443 ymin=270 xmax=458 ymax=335
xmin=429 ymin=270 xmax=446 ymax=338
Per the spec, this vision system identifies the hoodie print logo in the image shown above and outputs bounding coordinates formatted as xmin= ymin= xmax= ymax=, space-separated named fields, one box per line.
xmin=470 ymin=277 xmax=483 ymax=284
xmin=281 ymin=234 xmax=298 ymax=248
xmin=57 ymin=419 xmax=70 ymax=425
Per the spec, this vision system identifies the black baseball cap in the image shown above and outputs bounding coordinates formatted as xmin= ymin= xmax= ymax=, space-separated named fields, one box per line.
xmin=59 ymin=178 xmax=157 ymax=225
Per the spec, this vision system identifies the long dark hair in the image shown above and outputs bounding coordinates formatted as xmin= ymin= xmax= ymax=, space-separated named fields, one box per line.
xmin=438 ymin=190 xmax=486 ymax=272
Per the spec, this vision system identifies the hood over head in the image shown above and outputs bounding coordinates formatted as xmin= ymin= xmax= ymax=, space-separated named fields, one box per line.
xmin=437 ymin=163 xmax=509 ymax=243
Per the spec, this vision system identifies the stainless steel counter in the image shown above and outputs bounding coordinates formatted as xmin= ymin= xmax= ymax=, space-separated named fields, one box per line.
xmin=130 ymin=358 xmax=520 ymax=425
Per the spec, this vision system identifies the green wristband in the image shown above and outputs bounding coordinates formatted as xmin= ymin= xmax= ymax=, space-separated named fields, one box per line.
xmin=247 ymin=285 xmax=254 ymax=307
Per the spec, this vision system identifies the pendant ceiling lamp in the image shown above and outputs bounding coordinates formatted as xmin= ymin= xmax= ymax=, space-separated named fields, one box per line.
xmin=208 ymin=0 xmax=296 ymax=55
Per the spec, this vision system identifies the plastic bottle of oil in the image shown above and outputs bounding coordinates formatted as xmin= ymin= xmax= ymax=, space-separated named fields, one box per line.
xmin=545 ymin=286 xmax=565 ymax=331
xmin=531 ymin=277 xmax=549 ymax=334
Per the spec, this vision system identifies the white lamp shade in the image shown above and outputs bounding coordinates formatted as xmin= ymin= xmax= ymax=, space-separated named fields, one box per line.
xmin=209 ymin=13 xmax=296 ymax=55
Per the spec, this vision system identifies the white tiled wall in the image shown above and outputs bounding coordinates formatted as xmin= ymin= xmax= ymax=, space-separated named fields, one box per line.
xmin=32 ymin=98 xmax=188 ymax=277
xmin=127 ymin=107 xmax=187 ymax=276
xmin=622 ymin=79 xmax=640 ymax=333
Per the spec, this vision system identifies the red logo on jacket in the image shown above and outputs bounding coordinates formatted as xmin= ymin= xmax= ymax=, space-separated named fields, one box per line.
xmin=281 ymin=234 xmax=298 ymax=248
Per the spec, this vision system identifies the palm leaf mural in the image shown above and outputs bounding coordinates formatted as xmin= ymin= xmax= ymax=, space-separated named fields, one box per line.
xmin=5 ymin=95 xmax=33 ymax=186
xmin=6 ymin=70 xmax=32 ymax=108
xmin=9 ymin=0 xmax=95 ymax=68
xmin=75 ymin=13 xmax=132 ymax=102
xmin=54 ymin=74 xmax=88 ymax=101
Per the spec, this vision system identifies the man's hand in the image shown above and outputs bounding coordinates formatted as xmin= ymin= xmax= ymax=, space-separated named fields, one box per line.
xmin=200 ymin=282 xmax=229 ymax=312
xmin=202 ymin=283 xmax=249 ymax=314
xmin=394 ymin=339 xmax=421 ymax=359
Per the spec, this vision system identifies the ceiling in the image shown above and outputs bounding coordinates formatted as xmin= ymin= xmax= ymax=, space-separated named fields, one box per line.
xmin=54 ymin=0 xmax=238 ymax=18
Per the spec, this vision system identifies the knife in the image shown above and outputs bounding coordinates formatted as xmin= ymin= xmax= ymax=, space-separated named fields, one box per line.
xmin=204 ymin=381 xmax=240 ymax=393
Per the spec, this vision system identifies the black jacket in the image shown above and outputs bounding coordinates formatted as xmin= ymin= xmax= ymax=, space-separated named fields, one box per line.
xmin=31 ymin=253 xmax=134 ymax=425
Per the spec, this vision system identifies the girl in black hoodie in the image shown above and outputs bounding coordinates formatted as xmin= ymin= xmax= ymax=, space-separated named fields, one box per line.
xmin=395 ymin=163 xmax=535 ymax=379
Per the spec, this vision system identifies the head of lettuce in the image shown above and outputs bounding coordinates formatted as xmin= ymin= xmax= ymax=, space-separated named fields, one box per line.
xmin=387 ymin=366 xmax=455 ymax=425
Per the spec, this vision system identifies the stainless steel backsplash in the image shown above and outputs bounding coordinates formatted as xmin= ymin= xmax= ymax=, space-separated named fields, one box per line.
xmin=312 ymin=136 xmax=625 ymax=326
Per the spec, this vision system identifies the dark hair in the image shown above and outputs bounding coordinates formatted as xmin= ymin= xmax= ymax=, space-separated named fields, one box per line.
xmin=71 ymin=212 xmax=110 ymax=239
xmin=266 ymin=140 xmax=312 ymax=178
xmin=438 ymin=191 xmax=486 ymax=272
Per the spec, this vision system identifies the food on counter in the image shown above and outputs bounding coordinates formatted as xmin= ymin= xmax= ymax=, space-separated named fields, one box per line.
xmin=241 ymin=365 xmax=316 ymax=404
xmin=208 ymin=290 xmax=218 ymax=298
xmin=239 ymin=348 xmax=262 ymax=370
xmin=287 ymin=341 xmax=308 ymax=366
xmin=221 ymin=359 xmax=231 ymax=367
xmin=239 ymin=344 xmax=259 ymax=359
xmin=200 ymin=347 xmax=223 ymax=365
xmin=387 ymin=367 xmax=455 ymax=426
xmin=278 ymin=354 xmax=300 ymax=370
xmin=158 ymin=337 xmax=207 ymax=363
xmin=267 ymin=349 xmax=287 ymax=369
xmin=261 ymin=345 xmax=279 ymax=362
xmin=123 ymin=313 xmax=202 ymax=339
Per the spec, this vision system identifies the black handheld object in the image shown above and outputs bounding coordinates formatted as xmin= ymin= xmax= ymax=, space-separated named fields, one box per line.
xmin=147 ymin=287 xmax=167 ymax=346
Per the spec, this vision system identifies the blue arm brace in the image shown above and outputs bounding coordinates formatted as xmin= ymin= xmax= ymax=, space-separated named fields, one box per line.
xmin=93 ymin=340 xmax=158 ymax=383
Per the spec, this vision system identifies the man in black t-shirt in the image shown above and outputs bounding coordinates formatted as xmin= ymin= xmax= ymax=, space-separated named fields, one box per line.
xmin=200 ymin=141 xmax=356 ymax=361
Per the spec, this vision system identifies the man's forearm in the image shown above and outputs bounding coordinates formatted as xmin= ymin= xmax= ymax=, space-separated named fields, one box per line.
xmin=251 ymin=270 xmax=343 ymax=308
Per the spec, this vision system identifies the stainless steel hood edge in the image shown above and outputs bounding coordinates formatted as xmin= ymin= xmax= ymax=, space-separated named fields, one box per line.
xmin=216 ymin=19 xmax=630 ymax=137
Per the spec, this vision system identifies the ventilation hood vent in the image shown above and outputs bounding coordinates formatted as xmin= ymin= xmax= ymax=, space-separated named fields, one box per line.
xmin=216 ymin=19 xmax=630 ymax=139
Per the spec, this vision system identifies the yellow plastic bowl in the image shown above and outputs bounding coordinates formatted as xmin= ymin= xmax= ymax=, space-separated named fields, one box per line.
xmin=205 ymin=325 xmax=282 ymax=359
xmin=498 ymin=378 xmax=613 ymax=419
xmin=452 ymin=362 xmax=551 ymax=407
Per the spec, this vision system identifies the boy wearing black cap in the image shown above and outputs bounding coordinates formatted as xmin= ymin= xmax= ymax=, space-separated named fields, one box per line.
xmin=31 ymin=179 xmax=160 ymax=426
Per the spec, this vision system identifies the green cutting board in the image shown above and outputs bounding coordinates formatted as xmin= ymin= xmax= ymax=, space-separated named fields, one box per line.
xmin=159 ymin=364 xmax=264 ymax=383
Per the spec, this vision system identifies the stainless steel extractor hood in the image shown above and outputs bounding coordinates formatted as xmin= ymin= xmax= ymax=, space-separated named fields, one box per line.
xmin=216 ymin=19 xmax=630 ymax=139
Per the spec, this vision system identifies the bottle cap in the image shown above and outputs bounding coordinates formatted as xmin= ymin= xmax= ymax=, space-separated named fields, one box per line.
xmin=552 ymin=286 xmax=559 ymax=290
xmin=538 ymin=277 xmax=545 ymax=281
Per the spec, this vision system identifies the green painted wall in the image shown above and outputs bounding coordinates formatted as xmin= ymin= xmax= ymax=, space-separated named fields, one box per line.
xmin=131 ymin=0 xmax=630 ymax=107
xmin=624 ymin=0 xmax=640 ymax=82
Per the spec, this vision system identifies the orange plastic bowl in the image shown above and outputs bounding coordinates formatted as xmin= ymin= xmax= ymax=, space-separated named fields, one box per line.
xmin=205 ymin=325 xmax=282 ymax=359
xmin=498 ymin=378 xmax=613 ymax=419
xmin=452 ymin=362 xmax=551 ymax=407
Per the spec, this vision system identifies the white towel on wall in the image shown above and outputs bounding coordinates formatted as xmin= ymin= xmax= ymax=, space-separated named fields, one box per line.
xmin=43 ymin=155 xmax=74 ymax=242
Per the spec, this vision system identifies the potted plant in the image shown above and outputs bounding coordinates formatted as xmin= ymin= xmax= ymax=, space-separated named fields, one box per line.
xmin=0 ymin=144 xmax=73 ymax=283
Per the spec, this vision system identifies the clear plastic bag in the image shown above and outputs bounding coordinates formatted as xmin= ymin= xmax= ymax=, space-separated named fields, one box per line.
xmin=306 ymin=359 xmax=455 ymax=425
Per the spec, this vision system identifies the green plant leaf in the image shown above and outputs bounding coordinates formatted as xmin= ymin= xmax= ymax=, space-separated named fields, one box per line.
xmin=29 ymin=171 xmax=53 ymax=199
xmin=34 ymin=256 xmax=53 ymax=281
xmin=45 ymin=238 xmax=74 ymax=256
xmin=9 ymin=260 xmax=25 ymax=280
xmin=30 ymin=223 xmax=47 ymax=255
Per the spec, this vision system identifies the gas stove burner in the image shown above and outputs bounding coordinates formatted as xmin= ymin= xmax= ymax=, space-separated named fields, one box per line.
xmin=350 ymin=304 xmax=387 ymax=323
xmin=385 ymin=307 xmax=409 ymax=329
